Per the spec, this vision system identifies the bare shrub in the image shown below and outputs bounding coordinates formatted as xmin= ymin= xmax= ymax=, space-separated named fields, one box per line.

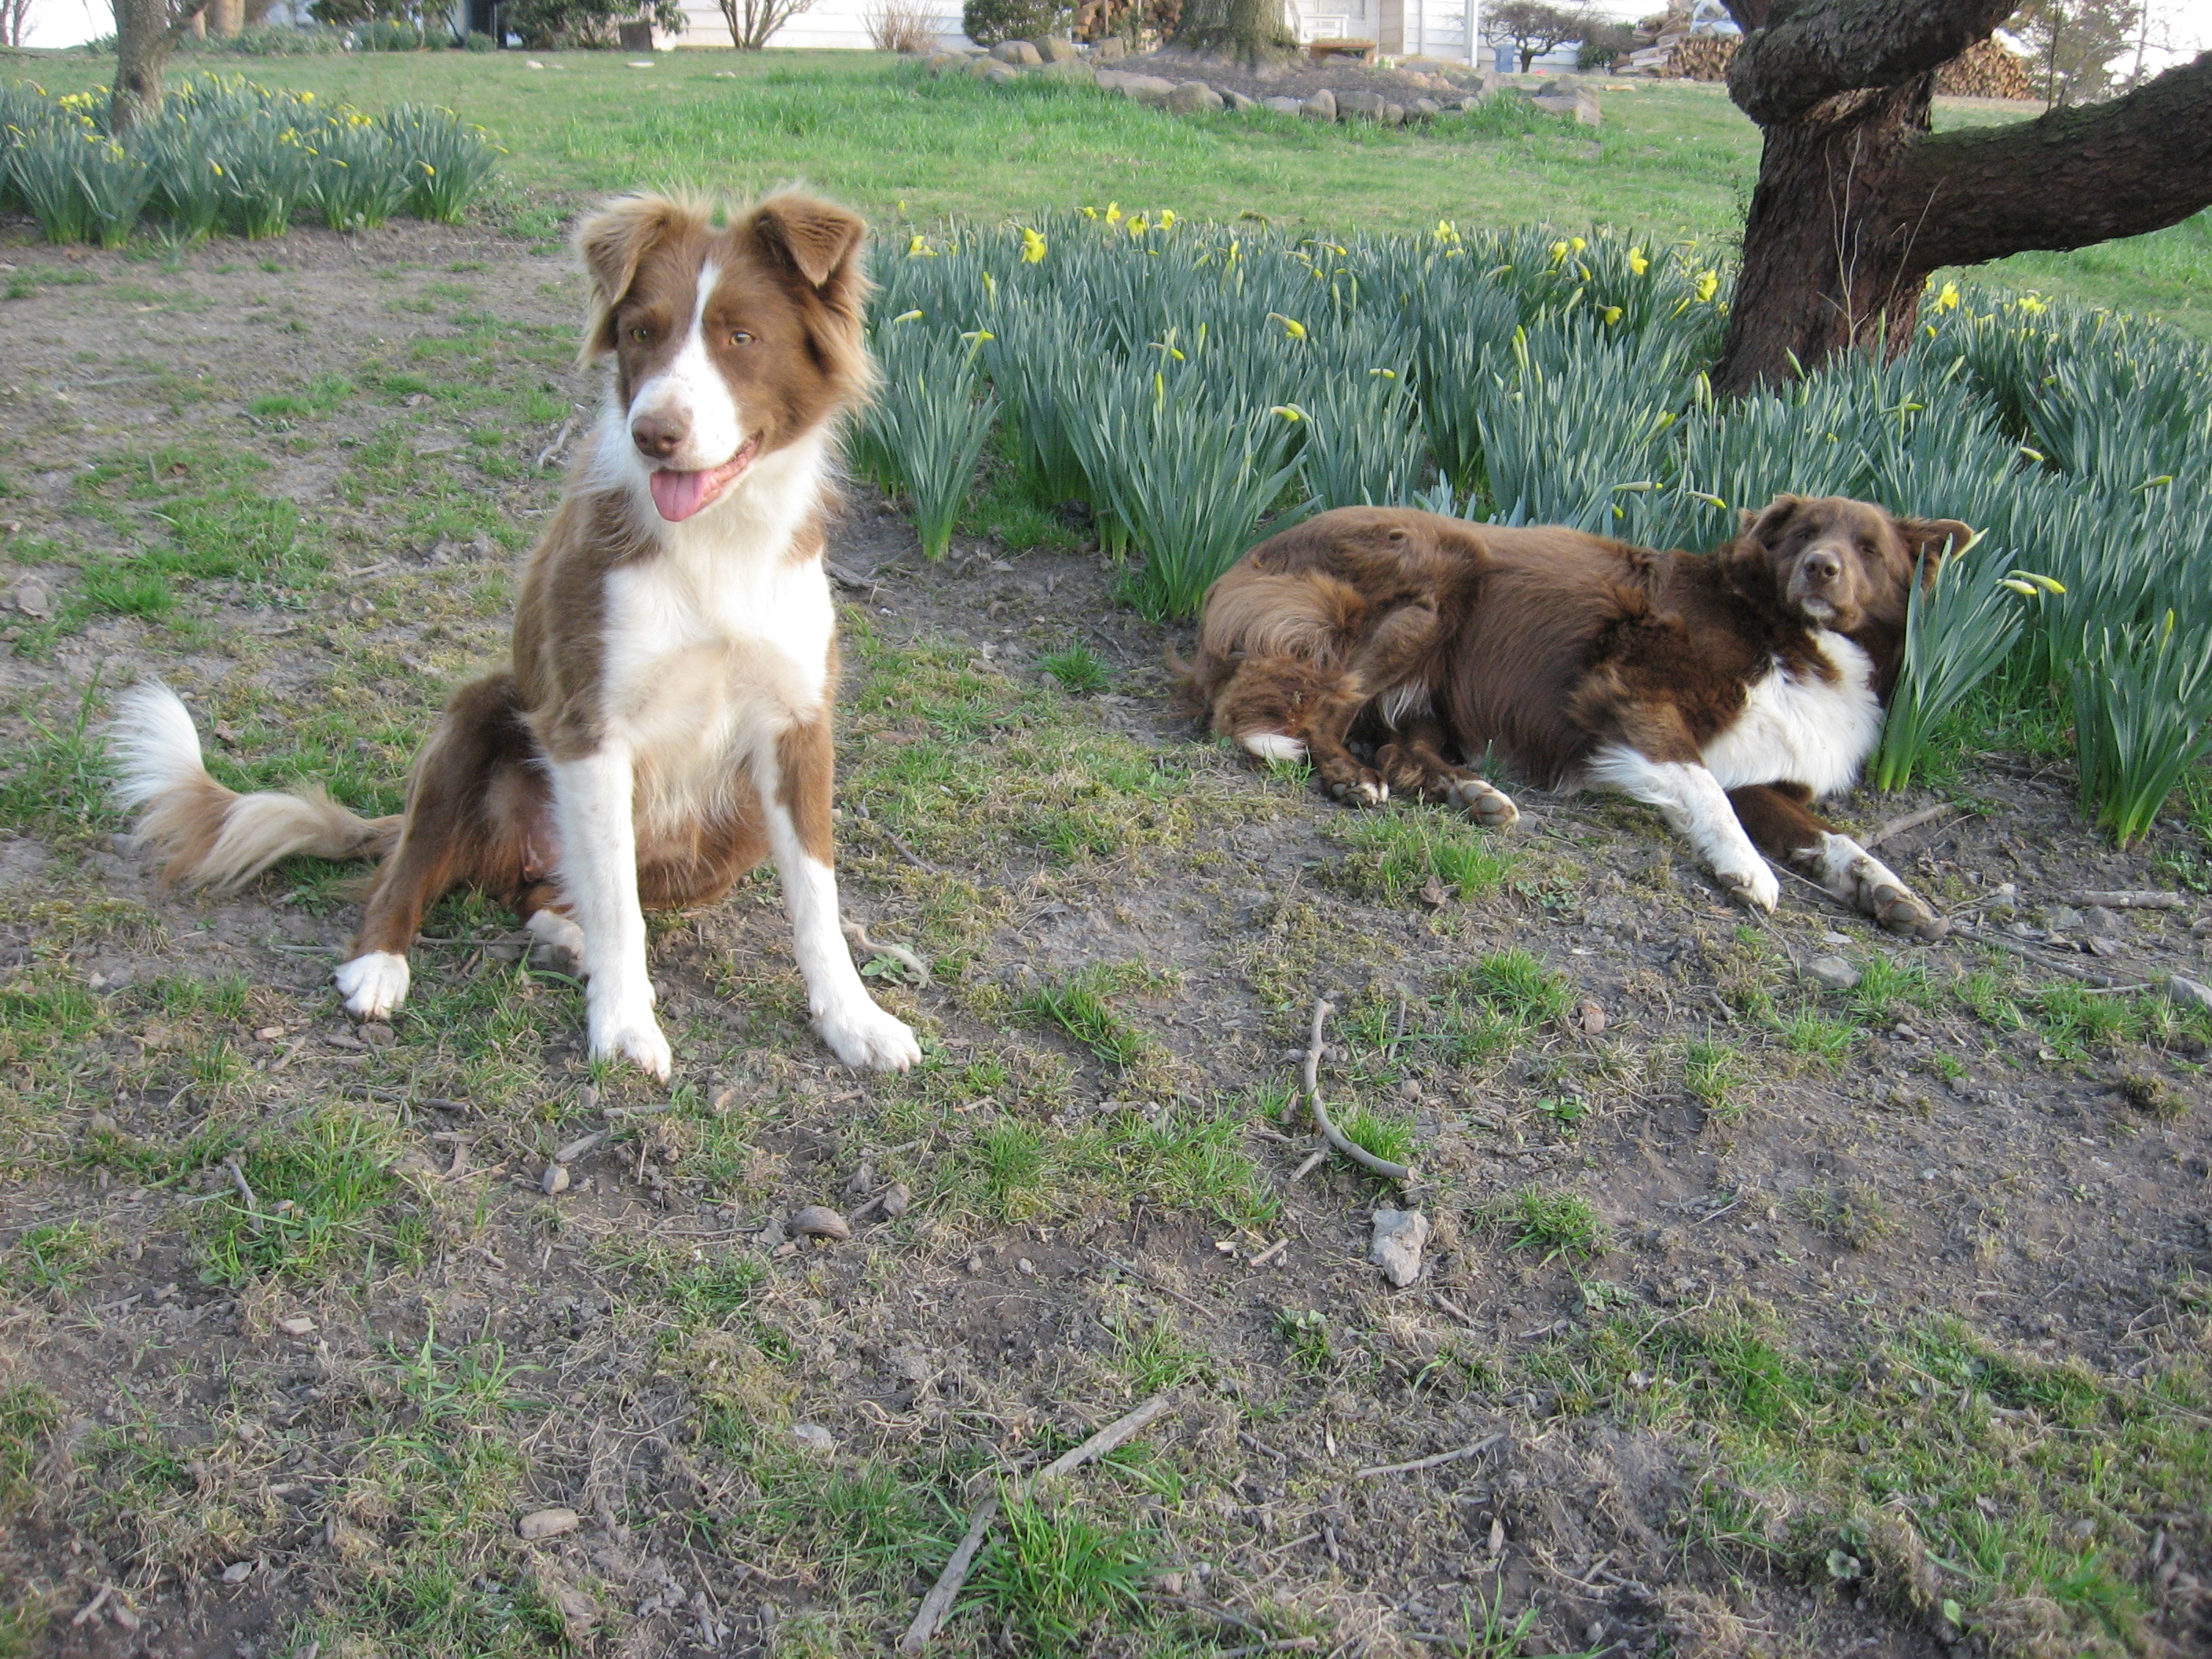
xmin=866 ymin=0 xmax=938 ymax=50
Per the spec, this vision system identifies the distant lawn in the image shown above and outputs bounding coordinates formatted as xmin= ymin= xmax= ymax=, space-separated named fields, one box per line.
xmin=9 ymin=45 xmax=2207 ymax=335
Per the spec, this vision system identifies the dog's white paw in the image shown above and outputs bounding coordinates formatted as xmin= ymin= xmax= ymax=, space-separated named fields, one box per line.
xmin=335 ymin=951 xmax=410 ymax=1021
xmin=1714 ymin=855 xmax=1780 ymax=914
xmin=815 ymin=998 xmax=921 ymax=1073
xmin=525 ymin=909 xmax=587 ymax=976
xmin=1447 ymin=776 xmax=1520 ymax=830
xmin=588 ymin=991 xmax=671 ymax=1082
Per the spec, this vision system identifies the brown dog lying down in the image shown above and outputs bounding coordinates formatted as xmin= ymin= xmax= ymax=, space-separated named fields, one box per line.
xmin=1187 ymin=496 xmax=1970 ymax=940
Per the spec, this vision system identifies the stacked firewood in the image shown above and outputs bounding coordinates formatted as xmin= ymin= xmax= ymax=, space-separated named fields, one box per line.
xmin=1659 ymin=31 xmax=2031 ymax=95
xmin=1933 ymin=37 xmax=2035 ymax=98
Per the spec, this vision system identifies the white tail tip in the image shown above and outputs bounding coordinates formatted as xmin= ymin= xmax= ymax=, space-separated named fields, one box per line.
xmin=110 ymin=680 xmax=208 ymax=811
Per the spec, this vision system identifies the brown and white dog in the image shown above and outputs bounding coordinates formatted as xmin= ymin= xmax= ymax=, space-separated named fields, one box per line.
xmin=1188 ymin=496 xmax=1969 ymax=939
xmin=110 ymin=192 xmax=920 ymax=1080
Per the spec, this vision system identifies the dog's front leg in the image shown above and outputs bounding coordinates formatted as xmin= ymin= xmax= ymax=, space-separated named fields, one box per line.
xmin=762 ymin=721 xmax=920 ymax=1073
xmin=1588 ymin=745 xmax=1780 ymax=912
xmin=550 ymin=742 xmax=671 ymax=1082
xmin=1728 ymin=784 xmax=1946 ymax=941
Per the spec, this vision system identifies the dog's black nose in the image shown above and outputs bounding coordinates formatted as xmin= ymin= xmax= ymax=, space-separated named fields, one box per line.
xmin=1804 ymin=548 xmax=1843 ymax=586
xmin=632 ymin=413 xmax=687 ymax=461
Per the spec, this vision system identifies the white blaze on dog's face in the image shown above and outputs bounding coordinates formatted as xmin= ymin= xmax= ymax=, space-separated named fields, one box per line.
xmin=574 ymin=194 xmax=873 ymax=525
xmin=1738 ymin=494 xmax=1972 ymax=633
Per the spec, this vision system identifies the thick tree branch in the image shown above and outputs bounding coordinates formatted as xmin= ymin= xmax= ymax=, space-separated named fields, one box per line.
xmin=1728 ymin=0 xmax=2013 ymax=123
xmin=1895 ymin=53 xmax=2212 ymax=268
xmin=167 ymin=0 xmax=213 ymax=38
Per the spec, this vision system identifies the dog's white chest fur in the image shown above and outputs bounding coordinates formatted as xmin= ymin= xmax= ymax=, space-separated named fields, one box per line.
xmin=1699 ymin=630 xmax=1881 ymax=799
xmin=596 ymin=440 xmax=835 ymax=826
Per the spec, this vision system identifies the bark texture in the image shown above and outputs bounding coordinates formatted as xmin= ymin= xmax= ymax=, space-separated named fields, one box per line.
xmin=1712 ymin=0 xmax=2212 ymax=393
xmin=1173 ymin=0 xmax=1295 ymax=60
xmin=109 ymin=0 xmax=213 ymax=132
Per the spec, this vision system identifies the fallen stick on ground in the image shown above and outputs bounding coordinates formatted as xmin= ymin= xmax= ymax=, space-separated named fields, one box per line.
xmin=1302 ymin=997 xmax=1411 ymax=1182
xmin=842 ymin=921 xmax=931 ymax=985
xmin=1863 ymin=802 xmax=1964 ymax=848
xmin=2067 ymin=889 xmax=2185 ymax=909
xmin=1950 ymin=924 xmax=2136 ymax=986
xmin=1354 ymin=1433 xmax=1503 ymax=1479
xmin=898 ymin=1393 xmax=1174 ymax=1654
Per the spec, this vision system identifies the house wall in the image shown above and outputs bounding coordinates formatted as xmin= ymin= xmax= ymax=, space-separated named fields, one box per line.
xmin=661 ymin=0 xmax=971 ymax=48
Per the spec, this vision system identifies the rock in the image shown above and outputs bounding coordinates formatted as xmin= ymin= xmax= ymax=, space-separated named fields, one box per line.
xmin=1370 ymin=1208 xmax=1430 ymax=1287
xmin=2049 ymin=905 xmax=2086 ymax=932
xmin=2168 ymin=974 xmax=2212 ymax=1013
xmin=991 ymin=38 xmax=1042 ymax=63
xmin=518 ymin=1507 xmax=580 ymax=1541
xmin=881 ymin=1181 xmax=911 ymax=1218
xmin=790 ymin=1205 xmax=851 ymax=1240
xmin=1167 ymin=79 xmax=1224 ymax=112
xmin=277 ymin=1315 xmax=316 ymax=1335
xmin=1262 ymin=95 xmax=1304 ymax=113
xmin=12 ymin=579 xmax=49 ymax=619
xmin=1337 ymin=88 xmax=1385 ymax=119
xmin=790 ymin=1423 xmax=835 ymax=1454
xmin=1037 ymin=57 xmax=1094 ymax=82
xmin=1382 ymin=101 xmax=1406 ymax=124
xmin=550 ymin=1584 xmax=597 ymax=1632
xmin=1031 ymin=34 xmax=1079 ymax=60
xmin=1409 ymin=96 xmax=1440 ymax=115
xmin=1090 ymin=35 xmax=1127 ymax=60
xmin=1531 ymin=91 xmax=1577 ymax=115
xmin=1302 ymin=87 xmax=1337 ymax=120
xmin=1456 ymin=94 xmax=1485 ymax=112
xmin=1573 ymin=999 xmax=1606 ymax=1036
xmin=976 ymin=58 xmax=1020 ymax=84
xmin=1574 ymin=88 xmax=1602 ymax=124
xmin=1985 ymin=881 xmax=2020 ymax=914
xmin=220 ymin=1560 xmax=255 ymax=1584
xmin=1122 ymin=73 xmax=1176 ymax=102
xmin=2083 ymin=905 xmax=2124 ymax=937
xmin=359 ymin=1021 xmax=395 ymax=1048
xmin=926 ymin=49 xmax=965 ymax=72
xmin=1222 ymin=87 xmax=1255 ymax=110
xmin=1802 ymin=955 xmax=1861 ymax=991
xmin=540 ymin=1163 xmax=569 ymax=1196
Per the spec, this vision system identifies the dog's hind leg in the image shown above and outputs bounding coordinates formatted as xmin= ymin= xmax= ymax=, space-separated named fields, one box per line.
xmin=1375 ymin=711 xmax=1519 ymax=830
xmin=1298 ymin=601 xmax=1447 ymax=807
xmin=340 ymin=674 xmax=539 ymax=1024
xmin=1728 ymin=784 xmax=1946 ymax=941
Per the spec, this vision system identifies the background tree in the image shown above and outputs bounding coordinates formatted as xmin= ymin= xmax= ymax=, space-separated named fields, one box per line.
xmin=1484 ymin=0 xmax=1588 ymax=71
xmin=719 ymin=0 xmax=807 ymax=44
xmin=2009 ymin=0 xmax=2141 ymax=104
xmin=1711 ymin=0 xmax=2212 ymax=393
xmin=1171 ymin=0 xmax=1294 ymax=60
xmin=4 ymin=0 xmax=36 ymax=46
xmin=110 ymin=0 xmax=214 ymax=133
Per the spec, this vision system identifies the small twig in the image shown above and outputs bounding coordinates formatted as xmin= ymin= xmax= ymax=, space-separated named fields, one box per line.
xmin=535 ymin=412 xmax=579 ymax=471
xmin=843 ymin=921 xmax=931 ymax=986
xmin=224 ymin=1157 xmax=258 ymax=1212
xmin=1302 ymin=998 xmax=1411 ymax=1182
xmin=2067 ymin=889 xmax=2185 ymax=910
xmin=1092 ymin=1250 xmax=1213 ymax=1316
xmin=1951 ymin=923 xmax=2130 ymax=986
xmin=1863 ymin=802 xmax=1963 ymax=848
xmin=1354 ymin=1433 xmax=1502 ymax=1479
xmin=825 ymin=558 xmax=879 ymax=594
xmin=1031 ymin=1393 xmax=1173 ymax=1485
xmin=1247 ymin=1237 xmax=1288 ymax=1269
xmin=900 ymin=1393 xmax=1174 ymax=1654
xmin=896 ymin=1496 xmax=998 ymax=1656
xmin=1285 ymin=1148 xmax=1328 ymax=1185
xmin=71 ymin=1585 xmax=112 ymax=1627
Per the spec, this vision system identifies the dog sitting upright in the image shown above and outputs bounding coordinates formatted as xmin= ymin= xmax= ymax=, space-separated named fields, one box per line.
xmin=112 ymin=192 xmax=920 ymax=1080
xmin=1188 ymin=496 xmax=1968 ymax=939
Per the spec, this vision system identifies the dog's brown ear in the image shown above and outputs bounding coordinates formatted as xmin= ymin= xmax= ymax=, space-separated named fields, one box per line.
xmin=1897 ymin=516 xmax=1975 ymax=576
xmin=748 ymin=193 xmax=869 ymax=304
xmin=1737 ymin=493 xmax=1805 ymax=549
xmin=574 ymin=194 xmax=705 ymax=363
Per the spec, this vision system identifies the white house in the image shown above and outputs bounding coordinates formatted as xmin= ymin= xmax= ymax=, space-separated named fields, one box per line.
xmin=659 ymin=0 xmax=967 ymax=49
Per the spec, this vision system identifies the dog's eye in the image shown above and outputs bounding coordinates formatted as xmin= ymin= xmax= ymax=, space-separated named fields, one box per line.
xmin=628 ymin=325 xmax=652 ymax=343
xmin=728 ymin=330 xmax=754 ymax=347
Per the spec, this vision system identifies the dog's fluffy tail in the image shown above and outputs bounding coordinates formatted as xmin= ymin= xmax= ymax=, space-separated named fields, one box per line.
xmin=112 ymin=681 xmax=401 ymax=892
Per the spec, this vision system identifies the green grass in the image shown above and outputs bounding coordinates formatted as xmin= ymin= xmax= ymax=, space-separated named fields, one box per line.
xmin=976 ymin=1494 xmax=1154 ymax=1655
xmin=20 ymin=48 xmax=2206 ymax=335
xmin=2 ymin=1220 xmax=105 ymax=1295
xmin=1494 ymin=1184 xmax=1608 ymax=1262
xmin=1020 ymin=963 xmax=1155 ymax=1069
xmin=1330 ymin=805 xmax=1516 ymax=903
xmin=0 ymin=1385 xmax=60 ymax=1512
xmin=196 ymin=1107 xmax=420 ymax=1285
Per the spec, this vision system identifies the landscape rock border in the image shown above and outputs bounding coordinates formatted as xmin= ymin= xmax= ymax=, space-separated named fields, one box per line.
xmin=920 ymin=39 xmax=1551 ymax=126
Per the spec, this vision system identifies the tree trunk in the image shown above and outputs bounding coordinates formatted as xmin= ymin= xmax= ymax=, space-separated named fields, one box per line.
xmin=112 ymin=0 xmax=178 ymax=133
xmin=1712 ymin=82 xmax=1933 ymax=394
xmin=1712 ymin=0 xmax=2212 ymax=395
xmin=1173 ymin=0 xmax=1294 ymax=61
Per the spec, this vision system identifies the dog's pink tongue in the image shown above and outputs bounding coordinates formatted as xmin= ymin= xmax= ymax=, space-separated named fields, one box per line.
xmin=650 ymin=467 xmax=713 ymax=522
